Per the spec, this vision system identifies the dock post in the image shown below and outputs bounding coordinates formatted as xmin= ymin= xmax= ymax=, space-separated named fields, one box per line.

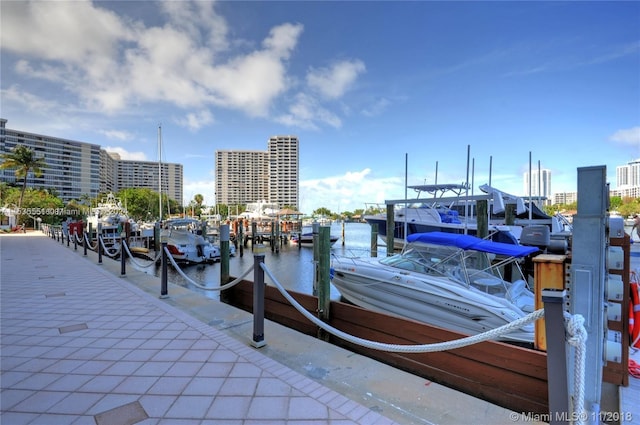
xmin=371 ymin=223 xmax=378 ymax=257
xmin=83 ymin=232 xmax=88 ymax=256
xmin=160 ymin=240 xmax=169 ymax=298
xmin=275 ymin=220 xmax=280 ymax=253
xmin=238 ymin=221 xmax=244 ymax=258
xmin=477 ymin=199 xmax=488 ymax=240
xmin=154 ymin=222 xmax=160 ymax=252
xmin=317 ymin=226 xmax=331 ymax=341
xmin=342 ymin=220 xmax=345 ymax=246
xmin=120 ymin=236 xmax=127 ymax=277
xmin=386 ymin=203 xmax=395 ymax=256
xmin=312 ymin=222 xmax=320 ymax=296
xmin=97 ymin=224 xmax=103 ymax=264
xmin=252 ymin=245 xmax=267 ymax=348
xmin=220 ymin=224 xmax=230 ymax=286
xmin=73 ymin=229 xmax=77 ymax=251
xmin=251 ymin=221 xmax=257 ymax=250
xmin=542 ymin=289 xmax=570 ymax=425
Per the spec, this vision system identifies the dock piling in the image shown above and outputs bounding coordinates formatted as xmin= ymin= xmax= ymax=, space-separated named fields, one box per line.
xmin=220 ymin=224 xmax=230 ymax=285
xmin=120 ymin=236 xmax=127 ymax=276
xmin=160 ymin=240 xmax=168 ymax=298
xmin=252 ymin=245 xmax=267 ymax=348
xmin=542 ymin=289 xmax=570 ymax=425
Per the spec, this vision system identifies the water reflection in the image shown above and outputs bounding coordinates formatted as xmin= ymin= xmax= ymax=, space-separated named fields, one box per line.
xmin=129 ymin=222 xmax=386 ymax=302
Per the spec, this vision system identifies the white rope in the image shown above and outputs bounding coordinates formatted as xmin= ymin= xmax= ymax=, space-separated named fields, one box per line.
xmin=260 ymin=262 xmax=544 ymax=352
xmin=122 ymin=241 xmax=161 ymax=268
xmin=84 ymin=233 xmax=99 ymax=251
xmin=565 ymin=312 xmax=587 ymax=425
xmin=162 ymin=246 xmax=253 ymax=291
xmin=98 ymin=236 xmax=121 ymax=258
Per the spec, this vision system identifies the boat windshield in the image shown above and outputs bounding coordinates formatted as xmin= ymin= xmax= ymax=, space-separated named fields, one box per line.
xmin=381 ymin=244 xmax=515 ymax=294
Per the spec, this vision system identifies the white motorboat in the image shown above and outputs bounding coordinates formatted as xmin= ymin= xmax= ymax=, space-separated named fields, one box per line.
xmin=162 ymin=218 xmax=220 ymax=264
xmin=86 ymin=193 xmax=131 ymax=248
xmin=290 ymin=228 xmax=339 ymax=247
xmin=363 ymin=183 xmax=522 ymax=250
xmin=364 ymin=183 xmax=570 ymax=252
xmin=330 ymin=231 xmax=540 ymax=343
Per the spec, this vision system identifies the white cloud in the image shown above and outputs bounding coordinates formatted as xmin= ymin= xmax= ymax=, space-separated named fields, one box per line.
xmin=275 ymin=93 xmax=342 ymax=129
xmin=184 ymin=177 xmax=216 ymax=206
xmin=100 ymin=129 xmax=135 ymax=142
xmin=1 ymin=1 xmax=305 ymax=119
xmin=306 ymin=59 xmax=366 ymax=100
xmin=300 ymin=169 xmax=404 ymax=214
xmin=609 ymin=127 xmax=640 ymax=145
xmin=176 ymin=110 xmax=215 ymax=131
xmin=103 ymin=147 xmax=147 ymax=161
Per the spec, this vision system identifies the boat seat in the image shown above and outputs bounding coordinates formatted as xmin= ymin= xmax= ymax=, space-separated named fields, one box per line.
xmin=507 ymin=279 xmax=535 ymax=312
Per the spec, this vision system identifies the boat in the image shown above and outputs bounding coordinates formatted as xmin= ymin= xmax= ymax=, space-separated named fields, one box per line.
xmin=363 ymin=183 xmax=570 ymax=252
xmin=86 ymin=193 xmax=131 ymax=248
xmin=161 ymin=218 xmax=220 ymax=264
xmin=290 ymin=230 xmax=339 ymax=247
xmin=330 ymin=231 xmax=540 ymax=343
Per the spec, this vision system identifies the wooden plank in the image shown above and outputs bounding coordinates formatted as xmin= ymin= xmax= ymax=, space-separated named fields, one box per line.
xmin=224 ymin=280 xmax=550 ymax=414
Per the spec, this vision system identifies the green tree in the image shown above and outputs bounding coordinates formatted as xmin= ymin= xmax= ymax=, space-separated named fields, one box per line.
xmin=0 ymin=145 xmax=47 ymax=209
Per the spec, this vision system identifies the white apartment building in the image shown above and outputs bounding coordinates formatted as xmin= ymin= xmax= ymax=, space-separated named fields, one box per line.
xmin=613 ymin=159 xmax=640 ymax=198
xmin=523 ymin=168 xmax=552 ymax=206
xmin=215 ymin=135 xmax=299 ymax=209
xmin=0 ymin=118 xmax=183 ymax=204
xmin=0 ymin=118 xmax=101 ymax=201
xmin=268 ymin=135 xmax=299 ymax=209
xmin=100 ymin=151 xmax=183 ymax=205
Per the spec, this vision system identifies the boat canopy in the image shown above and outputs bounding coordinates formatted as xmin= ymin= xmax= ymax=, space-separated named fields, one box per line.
xmin=406 ymin=231 xmax=539 ymax=258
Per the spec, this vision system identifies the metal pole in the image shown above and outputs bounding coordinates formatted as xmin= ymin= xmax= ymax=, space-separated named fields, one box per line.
xmin=97 ymin=224 xmax=103 ymax=265
xmin=83 ymin=231 xmax=88 ymax=256
xmin=220 ymin=224 xmax=230 ymax=285
xmin=542 ymin=289 xmax=570 ymax=425
xmin=252 ymin=245 xmax=266 ymax=348
xmin=120 ymin=236 xmax=126 ymax=276
xmin=160 ymin=241 xmax=168 ymax=298
xmin=238 ymin=220 xmax=244 ymax=257
xmin=312 ymin=222 xmax=320 ymax=296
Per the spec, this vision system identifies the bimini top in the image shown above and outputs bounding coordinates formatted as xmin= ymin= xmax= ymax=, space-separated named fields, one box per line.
xmin=406 ymin=231 xmax=539 ymax=258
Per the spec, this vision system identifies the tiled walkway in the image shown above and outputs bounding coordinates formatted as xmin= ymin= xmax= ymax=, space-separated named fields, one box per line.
xmin=1 ymin=233 xmax=399 ymax=425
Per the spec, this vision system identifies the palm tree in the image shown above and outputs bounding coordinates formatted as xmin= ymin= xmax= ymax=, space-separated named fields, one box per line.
xmin=0 ymin=145 xmax=46 ymax=209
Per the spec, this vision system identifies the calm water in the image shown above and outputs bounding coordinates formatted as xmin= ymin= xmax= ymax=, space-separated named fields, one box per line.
xmin=130 ymin=222 xmax=387 ymax=301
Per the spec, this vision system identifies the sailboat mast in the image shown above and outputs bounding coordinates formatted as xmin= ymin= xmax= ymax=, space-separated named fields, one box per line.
xmin=158 ymin=124 xmax=162 ymax=222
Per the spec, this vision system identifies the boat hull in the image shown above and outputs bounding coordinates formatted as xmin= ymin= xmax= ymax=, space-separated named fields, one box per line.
xmin=331 ymin=257 xmax=534 ymax=343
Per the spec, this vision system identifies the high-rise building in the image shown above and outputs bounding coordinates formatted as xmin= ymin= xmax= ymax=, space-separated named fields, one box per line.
xmin=215 ymin=150 xmax=268 ymax=206
xmin=268 ymin=135 xmax=299 ymax=209
xmin=613 ymin=159 xmax=640 ymax=198
xmin=0 ymin=118 xmax=101 ymax=201
xmin=215 ymin=135 xmax=299 ymax=209
xmin=523 ymin=168 xmax=552 ymax=205
xmin=0 ymin=119 xmax=183 ymax=204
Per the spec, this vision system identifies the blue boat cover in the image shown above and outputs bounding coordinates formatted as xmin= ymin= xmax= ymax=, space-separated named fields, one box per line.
xmin=406 ymin=232 xmax=539 ymax=258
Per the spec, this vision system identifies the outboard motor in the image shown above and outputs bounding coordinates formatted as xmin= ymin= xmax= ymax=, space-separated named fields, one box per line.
xmin=520 ymin=225 xmax=569 ymax=254
xmin=520 ymin=225 xmax=550 ymax=250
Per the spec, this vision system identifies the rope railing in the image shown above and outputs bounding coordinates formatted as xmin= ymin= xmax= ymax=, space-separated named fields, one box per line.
xmin=163 ymin=246 xmax=253 ymax=291
xmin=260 ymin=261 xmax=587 ymax=423
xmin=99 ymin=236 xmax=121 ymax=258
xmin=83 ymin=233 xmax=99 ymax=251
xmin=45 ymin=227 xmax=588 ymax=422
xmin=122 ymin=242 xmax=161 ymax=268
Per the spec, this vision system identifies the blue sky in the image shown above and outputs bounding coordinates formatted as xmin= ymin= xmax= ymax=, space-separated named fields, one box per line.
xmin=1 ymin=1 xmax=639 ymax=214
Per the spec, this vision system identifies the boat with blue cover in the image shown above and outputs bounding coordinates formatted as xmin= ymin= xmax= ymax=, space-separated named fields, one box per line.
xmin=330 ymin=231 xmax=539 ymax=343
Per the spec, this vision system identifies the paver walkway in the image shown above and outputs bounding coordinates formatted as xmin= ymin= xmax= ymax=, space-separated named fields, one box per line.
xmin=1 ymin=232 xmax=399 ymax=425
